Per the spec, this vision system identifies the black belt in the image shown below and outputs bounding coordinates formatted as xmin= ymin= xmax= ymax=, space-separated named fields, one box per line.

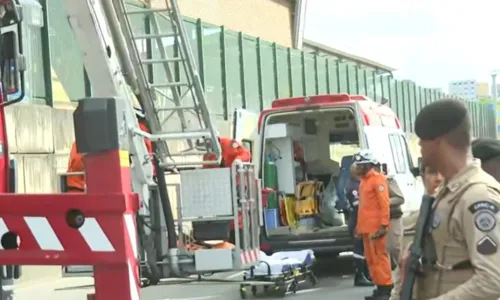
xmin=451 ymin=260 xmax=472 ymax=270
xmin=426 ymin=259 xmax=473 ymax=270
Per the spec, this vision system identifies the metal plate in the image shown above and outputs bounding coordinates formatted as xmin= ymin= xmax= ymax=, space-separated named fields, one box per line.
xmin=180 ymin=168 xmax=233 ymax=218
xmin=194 ymin=249 xmax=233 ymax=271
xmin=62 ymin=265 xmax=93 ymax=277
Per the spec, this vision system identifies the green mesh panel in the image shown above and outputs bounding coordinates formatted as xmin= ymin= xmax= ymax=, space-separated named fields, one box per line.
xmin=303 ymin=53 xmax=315 ymax=95
xmin=224 ymin=31 xmax=242 ymax=113
xmin=316 ymin=57 xmax=327 ymax=95
xmin=242 ymin=36 xmax=260 ymax=112
xmin=276 ymin=45 xmax=290 ymax=98
xmin=338 ymin=62 xmax=348 ymax=93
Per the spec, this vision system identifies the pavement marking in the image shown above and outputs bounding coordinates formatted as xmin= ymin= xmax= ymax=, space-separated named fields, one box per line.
xmin=15 ymin=277 xmax=94 ymax=292
xmin=295 ymin=287 xmax=321 ymax=295
xmin=15 ymin=278 xmax=66 ymax=292
xmin=225 ymin=271 xmax=244 ymax=279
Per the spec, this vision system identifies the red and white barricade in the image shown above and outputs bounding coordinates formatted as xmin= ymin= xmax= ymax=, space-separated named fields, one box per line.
xmin=0 ymin=148 xmax=141 ymax=300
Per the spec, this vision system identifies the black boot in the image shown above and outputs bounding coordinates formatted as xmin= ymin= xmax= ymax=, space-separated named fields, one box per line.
xmin=355 ymin=270 xmax=374 ymax=287
xmin=354 ymin=258 xmax=373 ymax=287
xmin=365 ymin=285 xmax=383 ymax=300
xmin=371 ymin=285 xmax=393 ymax=300
xmin=364 ymin=287 xmax=380 ymax=300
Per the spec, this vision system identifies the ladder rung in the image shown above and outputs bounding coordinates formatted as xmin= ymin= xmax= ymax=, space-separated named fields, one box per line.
xmin=150 ymin=130 xmax=213 ymax=141
xmin=164 ymin=151 xmax=213 ymax=157
xmin=150 ymin=82 xmax=189 ymax=88
xmin=125 ymin=8 xmax=170 ymax=15
xmin=156 ymin=106 xmax=197 ymax=112
xmin=141 ymin=57 xmax=183 ymax=64
xmin=133 ymin=33 xmax=177 ymax=39
xmin=160 ymin=160 xmax=219 ymax=167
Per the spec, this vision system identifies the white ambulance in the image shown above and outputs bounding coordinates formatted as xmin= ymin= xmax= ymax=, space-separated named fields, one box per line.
xmin=233 ymin=94 xmax=423 ymax=256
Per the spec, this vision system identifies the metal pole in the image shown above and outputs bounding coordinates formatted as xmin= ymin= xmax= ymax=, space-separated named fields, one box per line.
xmin=492 ymin=74 xmax=497 ymax=101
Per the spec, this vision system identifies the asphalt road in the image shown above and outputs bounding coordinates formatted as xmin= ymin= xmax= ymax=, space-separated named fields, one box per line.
xmin=15 ymin=255 xmax=376 ymax=300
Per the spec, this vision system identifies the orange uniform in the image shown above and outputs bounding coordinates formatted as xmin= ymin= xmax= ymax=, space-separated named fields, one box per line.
xmin=357 ymin=168 xmax=392 ymax=287
xmin=202 ymin=137 xmax=251 ymax=168
xmin=202 ymin=137 xmax=251 ymax=230
xmin=138 ymin=121 xmax=156 ymax=176
xmin=66 ymin=142 xmax=85 ymax=192
xmin=65 ymin=120 xmax=154 ymax=192
xmin=139 ymin=122 xmax=152 ymax=154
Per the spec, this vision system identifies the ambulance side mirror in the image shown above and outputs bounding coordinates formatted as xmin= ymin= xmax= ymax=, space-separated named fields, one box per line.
xmin=0 ymin=0 xmax=22 ymax=26
xmin=380 ymin=163 xmax=388 ymax=175
xmin=0 ymin=18 xmax=25 ymax=107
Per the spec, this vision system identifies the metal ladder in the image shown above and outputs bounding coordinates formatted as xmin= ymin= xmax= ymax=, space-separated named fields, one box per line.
xmin=111 ymin=0 xmax=221 ymax=167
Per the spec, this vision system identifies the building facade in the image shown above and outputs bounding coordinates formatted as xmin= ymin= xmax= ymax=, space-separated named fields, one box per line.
xmin=449 ymin=79 xmax=478 ymax=101
xmin=476 ymin=81 xmax=490 ymax=99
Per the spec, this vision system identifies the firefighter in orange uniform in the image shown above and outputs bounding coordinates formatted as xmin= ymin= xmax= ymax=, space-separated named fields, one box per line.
xmin=202 ymin=136 xmax=251 ymax=169
xmin=202 ymin=136 xmax=251 ymax=244
xmin=354 ymin=150 xmax=393 ymax=300
xmin=66 ymin=141 xmax=85 ymax=192
xmin=65 ymin=108 xmax=153 ymax=192
xmin=134 ymin=108 xmax=157 ymax=176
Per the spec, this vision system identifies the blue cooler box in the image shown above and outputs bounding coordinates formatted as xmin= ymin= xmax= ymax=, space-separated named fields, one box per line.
xmin=264 ymin=208 xmax=279 ymax=230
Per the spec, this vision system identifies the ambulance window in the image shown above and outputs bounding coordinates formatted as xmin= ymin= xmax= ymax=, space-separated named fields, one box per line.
xmin=399 ymin=135 xmax=414 ymax=168
xmin=329 ymin=143 xmax=360 ymax=162
xmin=388 ymin=134 xmax=407 ymax=173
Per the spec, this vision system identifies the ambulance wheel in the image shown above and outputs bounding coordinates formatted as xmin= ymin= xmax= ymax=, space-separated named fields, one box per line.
xmin=239 ymin=285 xmax=247 ymax=299
xmin=251 ymin=285 xmax=257 ymax=296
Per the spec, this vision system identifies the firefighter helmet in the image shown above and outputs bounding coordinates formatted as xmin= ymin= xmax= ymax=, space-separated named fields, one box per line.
xmin=354 ymin=149 xmax=378 ymax=165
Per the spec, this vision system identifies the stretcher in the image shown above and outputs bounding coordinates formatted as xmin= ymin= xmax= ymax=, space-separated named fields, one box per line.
xmin=239 ymin=250 xmax=317 ymax=298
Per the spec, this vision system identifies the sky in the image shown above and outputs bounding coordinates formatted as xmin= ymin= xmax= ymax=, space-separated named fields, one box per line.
xmin=304 ymin=0 xmax=500 ymax=92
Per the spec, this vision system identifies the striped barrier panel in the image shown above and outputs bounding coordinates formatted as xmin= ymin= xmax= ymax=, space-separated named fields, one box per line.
xmin=0 ymin=193 xmax=140 ymax=300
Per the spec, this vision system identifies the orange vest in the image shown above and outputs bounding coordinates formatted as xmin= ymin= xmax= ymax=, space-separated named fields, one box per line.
xmin=66 ymin=142 xmax=85 ymax=192
xmin=66 ymin=121 xmax=154 ymax=192
xmin=202 ymin=137 xmax=251 ymax=168
xmin=357 ymin=169 xmax=390 ymax=234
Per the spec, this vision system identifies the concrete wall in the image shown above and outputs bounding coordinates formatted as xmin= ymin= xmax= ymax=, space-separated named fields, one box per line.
xmin=5 ymin=104 xmax=75 ymax=285
xmin=151 ymin=0 xmax=294 ymax=47
xmin=6 ymin=104 xmax=75 ymax=193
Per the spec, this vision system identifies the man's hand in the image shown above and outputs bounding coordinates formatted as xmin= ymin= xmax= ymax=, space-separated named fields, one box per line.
xmin=370 ymin=225 xmax=388 ymax=240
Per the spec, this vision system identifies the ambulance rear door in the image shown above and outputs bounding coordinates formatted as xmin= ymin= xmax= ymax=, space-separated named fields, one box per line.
xmin=232 ymin=108 xmax=260 ymax=164
xmin=232 ymin=108 xmax=263 ymax=226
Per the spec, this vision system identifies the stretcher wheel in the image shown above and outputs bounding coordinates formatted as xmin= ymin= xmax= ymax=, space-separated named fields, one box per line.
xmin=251 ymin=285 xmax=257 ymax=296
xmin=239 ymin=285 xmax=247 ymax=299
xmin=308 ymin=273 xmax=318 ymax=286
xmin=290 ymin=280 xmax=298 ymax=294
xmin=275 ymin=280 xmax=287 ymax=298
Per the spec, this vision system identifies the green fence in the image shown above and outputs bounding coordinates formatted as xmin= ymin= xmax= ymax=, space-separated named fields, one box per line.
xmin=35 ymin=1 xmax=496 ymax=138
